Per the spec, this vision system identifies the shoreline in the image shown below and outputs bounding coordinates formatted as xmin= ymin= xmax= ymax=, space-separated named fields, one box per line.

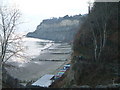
xmin=5 ymin=42 xmax=72 ymax=85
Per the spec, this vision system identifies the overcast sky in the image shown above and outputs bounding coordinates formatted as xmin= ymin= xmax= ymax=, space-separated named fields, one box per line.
xmin=1 ymin=0 xmax=95 ymax=34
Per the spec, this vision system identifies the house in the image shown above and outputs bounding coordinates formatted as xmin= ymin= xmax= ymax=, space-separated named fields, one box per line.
xmin=63 ymin=64 xmax=70 ymax=70
xmin=54 ymin=71 xmax=65 ymax=79
xmin=32 ymin=74 xmax=54 ymax=88
xmin=54 ymin=64 xmax=71 ymax=79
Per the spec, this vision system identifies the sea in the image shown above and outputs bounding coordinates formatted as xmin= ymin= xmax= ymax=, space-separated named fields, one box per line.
xmin=5 ymin=36 xmax=72 ymax=81
xmin=7 ymin=37 xmax=54 ymax=64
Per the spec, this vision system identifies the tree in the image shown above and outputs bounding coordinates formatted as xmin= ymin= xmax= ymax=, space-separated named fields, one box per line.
xmin=73 ymin=2 xmax=118 ymax=62
xmin=0 ymin=6 xmax=23 ymax=66
xmin=89 ymin=2 xmax=118 ymax=62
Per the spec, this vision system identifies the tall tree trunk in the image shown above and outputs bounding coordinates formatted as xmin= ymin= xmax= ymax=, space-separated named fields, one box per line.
xmin=92 ymin=29 xmax=98 ymax=61
xmin=98 ymin=22 xmax=107 ymax=62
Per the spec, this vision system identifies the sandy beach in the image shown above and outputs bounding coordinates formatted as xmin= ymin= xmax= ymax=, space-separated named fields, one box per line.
xmin=5 ymin=41 xmax=72 ymax=84
xmin=5 ymin=61 xmax=65 ymax=81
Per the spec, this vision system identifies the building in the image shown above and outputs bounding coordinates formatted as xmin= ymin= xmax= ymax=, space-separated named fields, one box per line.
xmin=63 ymin=64 xmax=70 ymax=70
xmin=32 ymin=74 xmax=54 ymax=88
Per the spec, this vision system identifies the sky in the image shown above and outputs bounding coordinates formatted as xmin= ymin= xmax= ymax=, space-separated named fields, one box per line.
xmin=0 ymin=0 xmax=95 ymax=34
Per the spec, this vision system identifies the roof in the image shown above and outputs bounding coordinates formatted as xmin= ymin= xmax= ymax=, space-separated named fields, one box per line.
xmin=60 ymin=69 xmax=66 ymax=72
xmin=32 ymin=74 xmax=54 ymax=87
xmin=64 ymin=64 xmax=70 ymax=67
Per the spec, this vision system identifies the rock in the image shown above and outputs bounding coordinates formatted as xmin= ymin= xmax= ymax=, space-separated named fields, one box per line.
xmin=95 ymin=84 xmax=120 ymax=88
xmin=71 ymin=84 xmax=80 ymax=88
xmin=79 ymin=85 xmax=91 ymax=88
xmin=27 ymin=14 xmax=87 ymax=42
xmin=71 ymin=85 xmax=90 ymax=88
xmin=95 ymin=85 xmax=108 ymax=88
xmin=107 ymin=84 xmax=120 ymax=88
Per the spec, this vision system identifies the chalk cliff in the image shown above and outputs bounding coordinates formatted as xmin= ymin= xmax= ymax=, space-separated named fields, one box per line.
xmin=26 ymin=14 xmax=86 ymax=42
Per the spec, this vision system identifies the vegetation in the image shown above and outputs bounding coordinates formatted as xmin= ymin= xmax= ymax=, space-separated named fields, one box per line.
xmin=0 ymin=6 xmax=23 ymax=66
xmin=0 ymin=1 xmax=119 ymax=89
xmin=71 ymin=2 xmax=119 ymax=87
xmin=0 ymin=5 xmax=23 ymax=88
xmin=55 ymin=2 xmax=119 ymax=88
xmin=27 ymin=14 xmax=87 ymax=42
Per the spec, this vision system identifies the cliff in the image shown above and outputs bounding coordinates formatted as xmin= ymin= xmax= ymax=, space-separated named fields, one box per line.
xmin=26 ymin=14 xmax=86 ymax=42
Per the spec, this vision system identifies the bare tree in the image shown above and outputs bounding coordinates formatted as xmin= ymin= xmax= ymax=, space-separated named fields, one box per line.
xmin=89 ymin=2 xmax=109 ymax=62
xmin=0 ymin=6 xmax=23 ymax=66
xmin=88 ymin=0 xmax=93 ymax=14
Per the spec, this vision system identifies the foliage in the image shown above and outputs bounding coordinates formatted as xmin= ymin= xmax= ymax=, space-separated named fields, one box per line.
xmin=71 ymin=2 xmax=119 ymax=86
xmin=73 ymin=2 xmax=118 ymax=62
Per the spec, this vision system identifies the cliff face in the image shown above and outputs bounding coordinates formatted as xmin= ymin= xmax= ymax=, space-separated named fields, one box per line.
xmin=26 ymin=14 xmax=86 ymax=42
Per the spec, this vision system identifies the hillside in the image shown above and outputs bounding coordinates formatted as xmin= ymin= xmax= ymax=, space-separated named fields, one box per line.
xmin=71 ymin=2 xmax=119 ymax=87
xmin=52 ymin=2 xmax=120 ymax=88
xmin=26 ymin=14 xmax=86 ymax=42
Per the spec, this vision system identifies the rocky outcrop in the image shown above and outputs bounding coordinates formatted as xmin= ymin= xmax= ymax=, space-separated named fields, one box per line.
xmin=27 ymin=14 xmax=86 ymax=42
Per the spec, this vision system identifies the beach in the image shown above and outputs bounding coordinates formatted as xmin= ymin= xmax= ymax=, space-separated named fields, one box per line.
xmin=5 ymin=61 xmax=66 ymax=81
xmin=5 ymin=38 xmax=72 ymax=84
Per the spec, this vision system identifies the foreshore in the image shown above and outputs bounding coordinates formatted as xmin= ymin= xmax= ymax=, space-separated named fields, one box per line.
xmin=5 ymin=42 xmax=72 ymax=85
